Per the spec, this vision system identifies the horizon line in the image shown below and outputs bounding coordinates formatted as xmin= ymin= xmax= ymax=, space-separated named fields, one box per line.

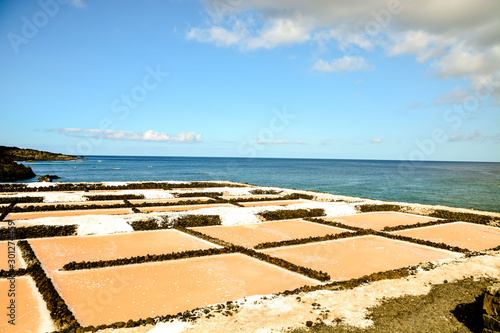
xmin=79 ymin=154 xmax=500 ymax=164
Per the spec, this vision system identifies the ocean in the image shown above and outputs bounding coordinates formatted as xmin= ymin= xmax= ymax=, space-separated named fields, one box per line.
xmin=6 ymin=156 xmax=500 ymax=213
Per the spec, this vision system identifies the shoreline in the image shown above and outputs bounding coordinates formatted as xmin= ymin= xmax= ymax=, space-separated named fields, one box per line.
xmin=1 ymin=179 xmax=499 ymax=216
xmin=3 ymin=156 xmax=498 ymax=213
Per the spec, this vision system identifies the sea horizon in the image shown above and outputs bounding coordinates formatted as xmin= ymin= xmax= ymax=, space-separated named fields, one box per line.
xmin=80 ymin=155 xmax=500 ymax=164
xmin=4 ymin=156 xmax=499 ymax=213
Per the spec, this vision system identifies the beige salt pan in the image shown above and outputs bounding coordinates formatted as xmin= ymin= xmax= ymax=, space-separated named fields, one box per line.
xmin=392 ymin=222 xmax=500 ymax=251
xmin=192 ymin=219 xmax=351 ymax=248
xmin=15 ymin=200 xmax=124 ymax=208
xmin=261 ymin=235 xmax=460 ymax=281
xmin=138 ymin=204 xmax=234 ymax=213
xmin=6 ymin=208 xmax=133 ymax=220
xmin=50 ymin=253 xmax=317 ymax=327
xmin=0 ymin=276 xmax=54 ymax=333
xmin=322 ymin=211 xmax=439 ymax=231
xmin=238 ymin=200 xmax=308 ymax=207
xmin=29 ymin=229 xmax=218 ymax=273
xmin=0 ymin=241 xmax=25 ymax=270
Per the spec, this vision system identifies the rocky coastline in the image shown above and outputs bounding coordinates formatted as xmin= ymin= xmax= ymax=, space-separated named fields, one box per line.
xmin=0 ymin=146 xmax=78 ymax=181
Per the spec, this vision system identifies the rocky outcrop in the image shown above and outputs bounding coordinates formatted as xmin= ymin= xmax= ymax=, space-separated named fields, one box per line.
xmin=0 ymin=146 xmax=78 ymax=181
xmin=0 ymin=146 xmax=78 ymax=161
xmin=0 ymin=158 xmax=35 ymax=181
xmin=484 ymin=282 xmax=500 ymax=333
xmin=37 ymin=174 xmax=61 ymax=182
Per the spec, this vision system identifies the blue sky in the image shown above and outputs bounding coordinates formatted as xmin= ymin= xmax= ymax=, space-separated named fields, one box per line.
xmin=1 ymin=0 xmax=499 ymax=161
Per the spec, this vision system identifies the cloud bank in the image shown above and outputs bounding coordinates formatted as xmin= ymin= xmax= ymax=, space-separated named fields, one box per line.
xmin=48 ymin=128 xmax=202 ymax=143
xmin=188 ymin=0 xmax=500 ymax=98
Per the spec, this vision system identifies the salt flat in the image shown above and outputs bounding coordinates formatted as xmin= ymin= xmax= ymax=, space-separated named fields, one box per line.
xmin=192 ymin=219 xmax=351 ymax=248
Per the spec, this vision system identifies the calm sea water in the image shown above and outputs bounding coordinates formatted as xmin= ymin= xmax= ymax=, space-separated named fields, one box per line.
xmin=6 ymin=156 xmax=500 ymax=213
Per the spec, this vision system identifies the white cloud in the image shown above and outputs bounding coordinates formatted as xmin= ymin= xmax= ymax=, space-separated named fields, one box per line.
xmin=313 ymin=56 xmax=370 ymax=72
xmin=448 ymin=130 xmax=495 ymax=142
xmin=186 ymin=25 xmax=244 ymax=47
xmin=470 ymin=73 xmax=500 ymax=104
xmin=255 ymin=139 xmax=308 ymax=145
xmin=370 ymin=137 xmax=383 ymax=143
xmin=192 ymin=0 xmax=500 ymax=101
xmin=49 ymin=128 xmax=202 ymax=143
xmin=434 ymin=74 xmax=500 ymax=107
xmin=432 ymin=44 xmax=500 ymax=79
xmin=186 ymin=16 xmax=312 ymax=50
xmin=313 ymin=28 xmax=374 ymax=52
xmin=387 ymin=30 xmax=449 ymax=63
xmin=246 ymin=17 xmax=312 ymax=50
xmin=434 ymin=86 xmax=470 ymax=105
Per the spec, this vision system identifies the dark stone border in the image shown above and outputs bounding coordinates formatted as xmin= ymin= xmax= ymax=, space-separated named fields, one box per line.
xmin=238 ymin=246 xmax=331 ymax=281
xmin=176 ymin=226 xmax=234 ymax=247
xmin=357 ymin=204 xmax=498 ymax=226
xmin=0 ymin=225 xmax=77 ymax=240
xmin=306 ymin=217 xmax=365 ymax=231
xmin=253 ymin=230 xmax=368 ymax=249
xmin=220 ymin=195 xmax=313 ymax=204
xmin=0 ymin=181 xmax=246 ymax=193
xmin=382 ymin=219 xmax=452 ymax=232
xmin=132 ymin=199 xmax=216 ymax=208
xmin=249 ymin=189 xmax=282 ymax=195
xmin=61 ymin=247 xmax=236 ymax=271
xmin=11 ymin=203 xmax=130 ymax=213
xmin=375 ymin=230 xmax=470 ymax=253
xmin=0 ymin=268 xmax=28 ymax=278
xmin=0 ymin=203 xmax=15 ymax=221
xmin=357 ymin=204 xmax=406 ymax=213
xmin=430 ymin=209 xmax=497 ymax=225
xmin=131 ymin=215 xmax=222 ymax=231
xmin=0 ymin=196 xmax=44 ymax=204
xmin=258 ymin=208 xmax=326 ymax=221
xmin=84 ymin=194 xmax=145 ymax=201
xmin=130 ymin=220 xmax=160 ymax=231
xmin=282 ymin=193 xmax=314 ymax=200
xmin=173 ymin=192 xmax=223 ymax=198
xmin=173 ymin=215 xmax=222 ymax=228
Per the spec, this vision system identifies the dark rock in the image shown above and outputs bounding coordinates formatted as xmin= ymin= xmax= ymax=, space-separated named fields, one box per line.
xmin=483 ymin=282 xmax=500 ymax=333
xmin=0 ymin=145 xmax=78 ymax=181
xmin=0 ymin=160 xmax=36 ymax=181
xmin=38 ymin=174 xmax=60 ymax=182
xmin=484 ymin=293 xmax=500 ymax=316
xmin=483 ymin=314 xmax=500 ymax=331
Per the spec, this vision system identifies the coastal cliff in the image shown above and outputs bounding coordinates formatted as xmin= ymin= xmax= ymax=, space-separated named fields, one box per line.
xmin=0 ymin=146 xmax=78 ymax=162
xmin=0 ymin=146 xmax=78 ymax=181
